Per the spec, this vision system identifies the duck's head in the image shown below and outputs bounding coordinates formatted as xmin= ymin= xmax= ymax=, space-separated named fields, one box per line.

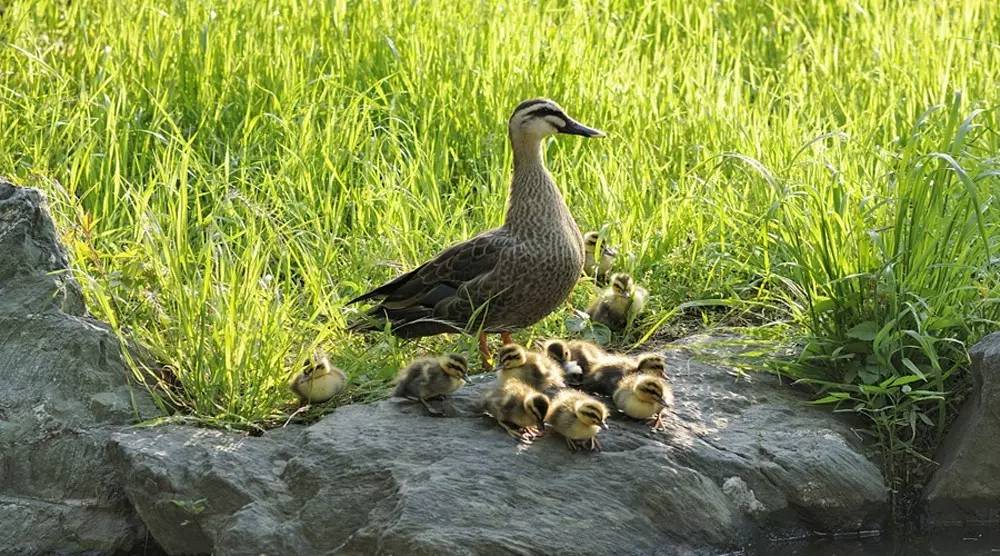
xmin=584 ymin=231 xmax=617 ymax=257
xmin=575 ymin=398 xmax=609 ymax=430
xmin=300 ymin=354 xmax=332 ymax=381
xmin=610 ymin=273 xmax=635 ymax=296
xmin=525 ymin=392 xmax=551 ymax=430
xmin=438 ymin=353 xmax=470 ymax=383
xmin=634 ymin=375 xmax=670 ymax=406
xmin=494 ymin=344 xmax=529 ymax=371
xmin=544 ymin=340 xmax=570 ymax=364
xmin=508 ymin=98 xmax=605 ymax=142
xmin=637 ymin=354 xmax=667 ymax=377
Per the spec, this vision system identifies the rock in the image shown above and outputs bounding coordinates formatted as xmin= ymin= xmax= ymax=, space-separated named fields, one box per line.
xmin=113 ymin=335 xmax=887 ymax=555
xmin=0 ymin=180 xmax=159 ymax=553
xmin=925 ymin=332 xmax=1000 ymax=526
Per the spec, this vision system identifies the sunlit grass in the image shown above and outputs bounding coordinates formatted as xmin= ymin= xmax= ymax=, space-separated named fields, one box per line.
xmin=0 ymin=0 xmax=997 ymax=490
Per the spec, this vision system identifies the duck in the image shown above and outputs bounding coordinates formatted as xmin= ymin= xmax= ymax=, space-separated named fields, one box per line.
xmin=613 ymin=373 xmax=673 ymax=429
xmin=580 ymin=352 xmax=667 ymax=396
xmin=347 ymin=99 xmax=605 ymax=367
xmin=582 ymin=231 xmax=618 ymax=284
xmin=634 ymin=353 xmax=668 ymax=378
xmin=289 ymin=354 xmax=347 ymax=404
xmin=546 ymin=389 xmax=609 ymax=452
xmin=542 ymin=339 xmax=583 ymax=385
xmin=493 ymin=343 xmax=566 ymax=392
xmin=565 ymin=339 xmax=611 ymax=376
xmin=484 ymin=378 xmax=551 ymax=443
xmin=393 ymin=353 xmax=470 ymax=415
xmin=586 ymin=272 xmax=648 ymax=331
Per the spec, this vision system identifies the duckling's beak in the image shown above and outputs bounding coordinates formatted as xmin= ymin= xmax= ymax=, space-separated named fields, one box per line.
xmin=559 ymin=117 xmax=605 ymax=138
xmin=462 ymin=374 xmax=472 ymax=384
xmin=601 ymin=245 xmax=618 ymax=257
xmin=600 ymin=421 xmax=609 ymax=430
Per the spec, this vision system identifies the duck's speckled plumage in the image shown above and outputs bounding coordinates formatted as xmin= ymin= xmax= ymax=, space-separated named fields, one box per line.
xmin=348 ymin=99 xmax=602 ymax=338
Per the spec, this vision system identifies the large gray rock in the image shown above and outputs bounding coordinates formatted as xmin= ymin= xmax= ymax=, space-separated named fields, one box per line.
xmin=0 ymin=180 xmax=159 ymax=553
xmin=925 ymin=332 xmax=1000 ymax=526
xmin=114 ymin=336 xmax=888 ymax=555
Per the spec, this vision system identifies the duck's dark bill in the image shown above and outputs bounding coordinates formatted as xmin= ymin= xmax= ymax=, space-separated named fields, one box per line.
xmin=560 ymin=119 xmax=605 ymax=138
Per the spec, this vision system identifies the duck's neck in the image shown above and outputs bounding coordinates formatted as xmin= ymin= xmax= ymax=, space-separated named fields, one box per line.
xmin=505 ymin=134 xmax=575 ymax=236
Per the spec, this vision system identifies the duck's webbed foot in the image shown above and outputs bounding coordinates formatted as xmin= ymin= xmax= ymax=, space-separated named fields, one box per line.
xmin=588 ymin=437 xmax=602 ymax=452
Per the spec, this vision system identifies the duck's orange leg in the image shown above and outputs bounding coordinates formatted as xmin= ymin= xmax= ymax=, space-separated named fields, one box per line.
xmin=500 ymin=331 xmax=513 ymax=345
xmin=479 ymin=332 xmax=493 ymax=371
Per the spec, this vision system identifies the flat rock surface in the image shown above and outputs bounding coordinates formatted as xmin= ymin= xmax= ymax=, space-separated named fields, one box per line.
xmin=114 ymin=336 xmax=887 ymax=555
xmin=925 ymin=332 xmax=1000 ymax=526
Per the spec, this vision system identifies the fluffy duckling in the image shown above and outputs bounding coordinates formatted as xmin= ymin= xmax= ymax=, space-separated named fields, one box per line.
xmin=579 ymin=354 xmax=637 ymax=396
xmin=494 ymin=343 xmax=566 ymax=392
xmin=613 ymin=373 xmax=673 ymax=429
xmin=484 ymin=379 xmax=551 ymax=443
xmin=635 ymin=353 xmax=668 ymax=378
xmin=289 ymin=354 xmax=347 ymax=404
xmin=542 ymin=339 xmax=583 ymax=386
xmin=586 ymin=273 xmax=649 ymax=331
xmin=566 ymin=339 xmax=610 ymax=376
xmin=546 ymin=389 xmax=610 ymax=452
xmin=583 ymin=231 xmax=618 ymax=283
xmin=393 ymin=353 xmax=470 ymax=415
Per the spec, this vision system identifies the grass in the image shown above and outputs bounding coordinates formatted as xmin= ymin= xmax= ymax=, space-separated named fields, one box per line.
xmin=1 ymin=0 xmax=998 ymax=492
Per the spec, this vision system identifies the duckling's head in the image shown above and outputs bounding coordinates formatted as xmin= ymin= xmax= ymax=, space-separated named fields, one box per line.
xmin=584 ymin=231 xmax=616 ymax=256
xmin=526 ymin=392 xmax=551 ymax=430
xmin=508 ymin=99 xmax=605 ymax=142
xmin=438 ymin=353 xmax=470 ymax=382
xmin=610 ymin=273 xmax=635 ymax=296
xmin=301 ymin=354 xmax=332 ymax=380
xmin=575 ymin=399 xmax=609 ymax=430
xmin=494 ymin=344 xmax=528 ymax=371
xmin=634 ymin=375 xmax=670 ymax=406
xmin=544 ymin=340 xmax=570 ymax=364
xmin=637 ymin=354 xmax=667 ymax=377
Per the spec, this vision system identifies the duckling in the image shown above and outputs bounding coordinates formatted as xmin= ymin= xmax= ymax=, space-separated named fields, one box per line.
xmin=566 ymin=339 xmax=610 ymax=376
xmin=586 ymin=273 xmax=649 ymax=331
xmin=582 ymin=231 xmax=618 ymax=284
xmin=484 ymin=379 xmax=551 ymax=443
xmin=289 ymin=354 xmax=347 ymax=404
xmin=494 ymin=343 xmax=566 ymax=392
xmin=393 ymin=353 xmax=470 ymax=415
xmin=613 ymin=373 xmax=673 ymax=429
xmin=542 ymin=339 xmax=583 ymax=386
xmin=635 ymin=353 xmax=668 ymax=378
xmin=579 ymin=353 xmax=637 ymax=396
xmin=546 ymin=389 xmax=609 ymax=452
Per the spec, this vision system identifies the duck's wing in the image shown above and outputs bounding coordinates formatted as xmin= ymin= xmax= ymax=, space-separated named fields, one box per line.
xmin=348 ymin=228 xmax=515 ymax=336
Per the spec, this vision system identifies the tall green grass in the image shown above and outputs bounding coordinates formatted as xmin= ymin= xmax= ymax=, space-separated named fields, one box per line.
xmin=0 ymin=0 xmax=997 ymax=482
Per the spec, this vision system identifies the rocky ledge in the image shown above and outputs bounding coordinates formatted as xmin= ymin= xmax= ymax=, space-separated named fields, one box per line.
xmin=112 ymin=337 xmax=888 ymax=555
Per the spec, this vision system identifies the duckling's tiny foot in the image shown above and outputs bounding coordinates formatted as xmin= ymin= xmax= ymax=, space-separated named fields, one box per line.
xmin=565 ymin=437 xmax=578 ymax=452
xmin=420 ymin=399 xmax=445 ymax=416
xmin=589 ymin=437 xmax=603 ymax=452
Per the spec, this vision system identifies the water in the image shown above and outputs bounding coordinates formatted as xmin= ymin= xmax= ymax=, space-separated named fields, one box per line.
xmin=749 ymin=529 xmax=1000 ymax=556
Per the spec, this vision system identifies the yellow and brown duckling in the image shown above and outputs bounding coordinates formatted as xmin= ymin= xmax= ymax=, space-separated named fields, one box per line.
xmin=634 ymin=353 xmax=668 ymax=378
xmin=565 ymin=339 xmax=610 ymax=376
xmin=484 ymin=379 xmax=551 ymax=443
xmin=613 ymin=373 xmax=673 ymax=429
xmin=542 ymin=339 xmax=583 ymax=386
xmin=393 ymin=353 xmax=470 ymax=415
xmin=546 ymin=389 xmax=609 ymax=452
xmin=579 ymin=351 xmax=642 ymax=396
xmin=494 ymin=343 xmax=566 ymax=392
xmin=586 ymin=272 xmax=648 ymax=331
xmin=582 ymin=231 xmax=618 ymax=284
xmin=289 ymin=354 xmax=347 ymax=404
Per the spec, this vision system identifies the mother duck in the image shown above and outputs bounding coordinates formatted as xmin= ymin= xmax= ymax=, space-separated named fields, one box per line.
xmin=348 ymin=98 xmax=604 ymax=365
